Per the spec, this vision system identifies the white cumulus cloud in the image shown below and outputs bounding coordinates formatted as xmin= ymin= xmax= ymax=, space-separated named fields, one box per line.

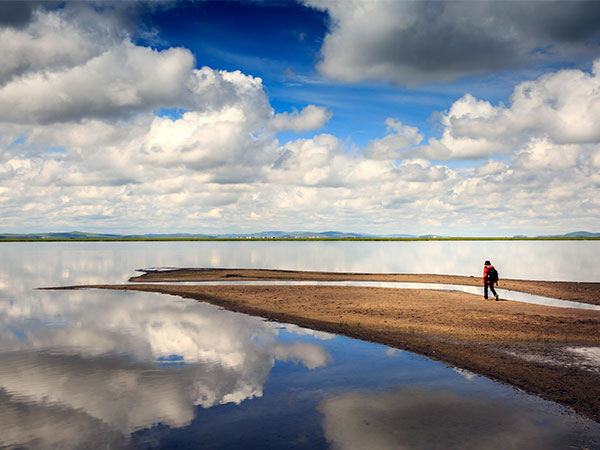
xmin=417 ymin=62 xmax=600 ymax=160
xmin=1 ymin=5 xmax=600 ymax=236
xmin=364 ymin=118 xmax=423 ymax=160
xmin=0 ymin=43 xmax=195 ymax=124
xmin=271 ymin=104 xmax=332 ymax=132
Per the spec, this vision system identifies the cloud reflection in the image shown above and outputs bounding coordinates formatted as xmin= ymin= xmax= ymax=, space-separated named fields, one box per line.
xmin=273 ymin=342 xmax=334 ymax=369
xmin=319 ymin=388 xmax=592 ymax=450
xmin=0 ymin=389 xmax=128 ymax=450
xmin=0 ymin=288 xmax=331 ymax=447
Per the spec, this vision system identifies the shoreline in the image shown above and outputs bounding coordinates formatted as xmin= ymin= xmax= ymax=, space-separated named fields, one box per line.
xmin=51 ymin=269 xmax=600 ymax=423
xmin=131 ymin=268 xmax=600 ymax=305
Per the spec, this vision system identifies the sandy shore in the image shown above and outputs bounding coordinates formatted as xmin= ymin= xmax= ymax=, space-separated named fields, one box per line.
xmin=131 ymin=268 xmax=600 ymax=305
xmin=55 ymin=269 xmax=600 ymax=423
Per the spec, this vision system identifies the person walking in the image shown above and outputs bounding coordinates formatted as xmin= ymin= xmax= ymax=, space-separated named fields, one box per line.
xmin=483 ymin=260 xmax=499 ymax=301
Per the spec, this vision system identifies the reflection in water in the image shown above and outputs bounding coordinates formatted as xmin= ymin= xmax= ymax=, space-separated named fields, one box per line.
xmin=319 ymin=388 xmax=594 ymax=450
xmin=0 ymin=388 xmax=128 ymax=450
xmin=0 ymin=288 xmax=332 ymax=448
xmin=1 ymin=242 xmax=600 ymax=448
xmin=1 ymin=240 xmax=599 ymax=283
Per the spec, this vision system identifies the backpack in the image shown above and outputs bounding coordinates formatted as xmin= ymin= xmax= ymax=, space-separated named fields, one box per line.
xmin=486 ymin=267 xmax=498 ymax=283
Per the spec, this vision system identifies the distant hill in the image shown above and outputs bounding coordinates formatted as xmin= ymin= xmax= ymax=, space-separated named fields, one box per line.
xmin=0 ymin=230 xmax=412 ymax=240
xmin=1 ymin=230 xmax=598 ymax=240
xmin=126 ymin=233 xmax=215 ymax=239
xmin=210 ymin=231 xmax=382 ymax=239
xmin=561 ymin=231 xmax=600 ymax=238
xmin=0 ymin=231 xmax=122 ymax=240
xmin=538 ymin=231 xmax=600 ymax=238
xmin=0 ymin=231 xmax=214 ymax=240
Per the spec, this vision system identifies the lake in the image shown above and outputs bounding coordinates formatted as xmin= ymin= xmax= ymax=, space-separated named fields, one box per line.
xmin=1 ymin=241 xmax=599 ymax=449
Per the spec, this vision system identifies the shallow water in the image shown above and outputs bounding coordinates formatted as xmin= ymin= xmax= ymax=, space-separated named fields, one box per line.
xmin=2 ymin=239 xmax=599 ymax=283
xmin=1 ymin=242 xmax=600 ymax=448
xmin=140 ymin=279 xmax=600 ymax=310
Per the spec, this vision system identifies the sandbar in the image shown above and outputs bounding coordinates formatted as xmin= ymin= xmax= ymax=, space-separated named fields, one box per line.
xmin=54 ymin=268 xmax=600 ymax=423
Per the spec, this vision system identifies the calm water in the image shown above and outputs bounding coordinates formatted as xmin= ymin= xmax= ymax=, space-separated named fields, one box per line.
xmin=1 ymin=241 xmax=600 ymax=449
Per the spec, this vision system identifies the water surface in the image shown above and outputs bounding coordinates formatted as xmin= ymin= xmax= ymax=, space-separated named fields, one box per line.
xmin=1 ymin=242 xmax=599 ymax=449
xmin=2 ymin=239 xmax=599 ymax=283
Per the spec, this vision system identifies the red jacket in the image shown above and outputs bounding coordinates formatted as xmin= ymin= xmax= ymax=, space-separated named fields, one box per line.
xmin=483 ymin=265 xmax=495 ymax=283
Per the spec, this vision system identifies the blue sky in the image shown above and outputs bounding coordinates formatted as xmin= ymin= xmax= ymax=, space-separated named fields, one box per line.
xmin=1 ymin=0 xmax=600 ymax=236
xmin=143 ymin=1 xmax=521 ymax=148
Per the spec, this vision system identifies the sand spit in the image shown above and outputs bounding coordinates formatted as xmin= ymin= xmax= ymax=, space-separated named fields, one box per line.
xmin=131 ymin=268 xmax=600 ymax=306
xmin=53 ymin=269 xmax=600 ymax=423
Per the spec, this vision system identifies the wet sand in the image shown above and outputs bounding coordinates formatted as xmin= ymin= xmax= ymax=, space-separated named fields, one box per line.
xmin=56 ymin=269 xmax=600 ymax=423
xmin=131 ymin=268 xmax=600 ymax=305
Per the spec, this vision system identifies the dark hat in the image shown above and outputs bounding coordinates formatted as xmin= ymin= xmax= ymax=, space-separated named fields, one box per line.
xmin=484 ymin=260 xmax=491 ymax=265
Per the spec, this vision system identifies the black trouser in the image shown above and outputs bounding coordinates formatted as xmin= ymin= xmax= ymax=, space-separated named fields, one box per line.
xmin=484 ymin=282 xmax=497 ymax=299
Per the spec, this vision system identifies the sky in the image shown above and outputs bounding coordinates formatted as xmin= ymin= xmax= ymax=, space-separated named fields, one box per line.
xmin=1 ymin=0 xmax=600 ymax=236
